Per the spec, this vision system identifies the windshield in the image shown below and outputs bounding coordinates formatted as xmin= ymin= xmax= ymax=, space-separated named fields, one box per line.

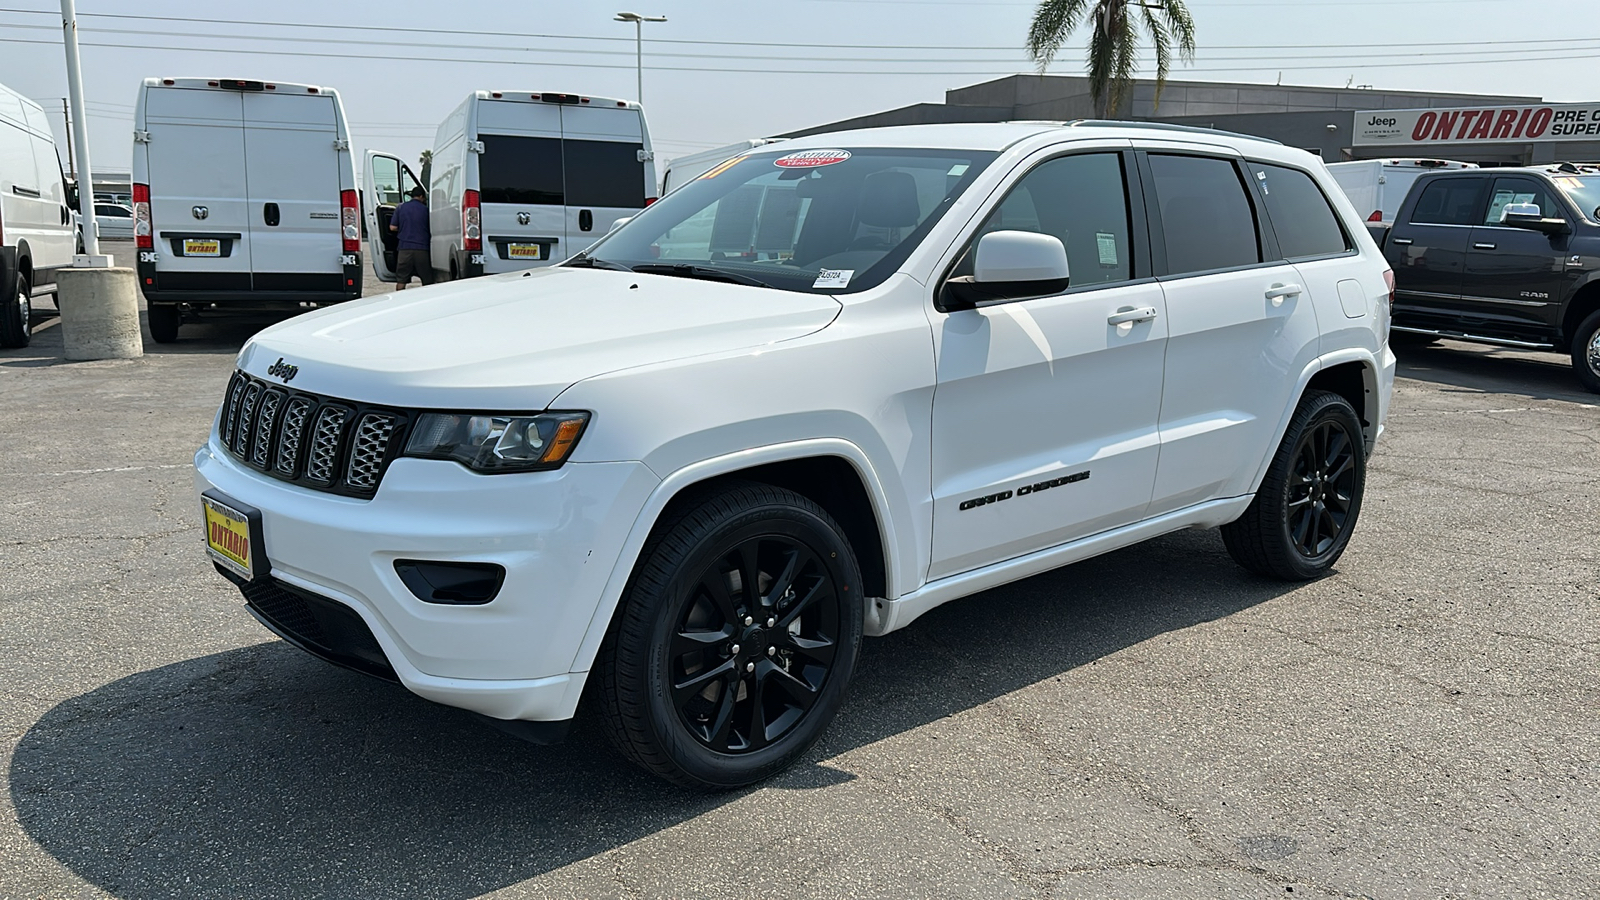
xmin=1550 ymin=174 xmax=1600 ymax=222
xmin=573 ymin=147 xmax=998 ymax=294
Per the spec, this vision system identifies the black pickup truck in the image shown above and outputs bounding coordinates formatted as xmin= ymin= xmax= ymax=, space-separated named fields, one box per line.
xmin=1368 ymin=163 xmax=1600 ymax=392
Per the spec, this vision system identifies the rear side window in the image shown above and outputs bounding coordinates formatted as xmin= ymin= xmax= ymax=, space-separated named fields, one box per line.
xmin=1148 ymin=154 xmax=1262 ymax=275
xmin=1255 ymin=164 xmax=1351 ymax=259
xmin=479 ymin=134 xmax=564 ymax=205
xmin=1409 ymin=178 xmax=1483 ymax=225
xmin=563 ymin=140 xmax=646 ymax=208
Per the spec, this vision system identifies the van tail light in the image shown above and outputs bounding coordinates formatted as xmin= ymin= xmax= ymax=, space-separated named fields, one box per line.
xmin=1382 ymin=268 xmax=1395 ymax=315
xmin=132 ymin=183 xmax=153 ymax=249
xmin=644 ymin=196 xmax=657 ymax=207
xmin=340 ymin=189 xmax=359 ymax=252
xmin=463 ymin=189 xmax=481 ymax=251
xmin=1367 ymin=210 xmax=1383 ymax=222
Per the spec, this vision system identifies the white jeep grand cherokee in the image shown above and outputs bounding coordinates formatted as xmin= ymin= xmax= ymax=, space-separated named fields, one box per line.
xmin=195 ymin=122 xmax=1396 ymax=789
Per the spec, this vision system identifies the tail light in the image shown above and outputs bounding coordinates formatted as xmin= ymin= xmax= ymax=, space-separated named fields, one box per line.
xmin=340 ymin=189 xmax=359 ymax=252
xmin=462 ymin=189 xmax=481 ymax=251
xmin=644 ymin=196 xmax=657 ymax=207
xmin=1367 ymin=210 xmax=1383 ymax=222
xmin=1382 ymin=268 xmax=1395 ymax=314
xmin=132 ymin=183 xmax=152 ymax=249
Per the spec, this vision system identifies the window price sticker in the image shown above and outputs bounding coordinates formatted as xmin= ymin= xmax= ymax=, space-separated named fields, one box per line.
xmin=813 ymin=269 xmax=854 ymax=289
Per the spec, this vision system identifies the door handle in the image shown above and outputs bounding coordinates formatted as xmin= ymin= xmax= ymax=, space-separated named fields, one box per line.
xmin=263 ymin=202 xmax=280 ymax=227
xmin=1107 ymin=306 xmax=1159 ymax=326
xmin=578 ymin=209 xmax=594 ymax=232
xmin=1265 ymin=283 xmax=1302 ymax=306
xmin=1391 ymin=238 xmax=1413 ymax=245
xmin=1473 ymin=242 xmax=1497 ymax=250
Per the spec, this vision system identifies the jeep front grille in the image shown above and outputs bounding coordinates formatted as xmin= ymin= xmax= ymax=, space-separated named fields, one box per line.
xmin=217 ymin=371 xmax=407 ymax=497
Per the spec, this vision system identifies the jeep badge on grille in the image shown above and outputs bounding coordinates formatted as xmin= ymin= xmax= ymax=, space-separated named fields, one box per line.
xmin=266 ymin=358 xmax=299 ymax=383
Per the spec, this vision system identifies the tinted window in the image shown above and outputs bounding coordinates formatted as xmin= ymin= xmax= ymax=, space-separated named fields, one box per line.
xmin=1149 ymin=154 xmax=1261 ymax=275
xmin=479 ymin=134 xmax=563 ymax=205
xmin=953 ymin=152 xmax=1133 ymax=286
xmin=1256 ymin=164 xmax=1350 ymax=259
xmin=1409 ymin=178 xmax=1483 ymax=225
xmin=563 ymin=140 xmax=646 ymax=209
xmin=1483 ymin=177 xmax=1561 ymax=224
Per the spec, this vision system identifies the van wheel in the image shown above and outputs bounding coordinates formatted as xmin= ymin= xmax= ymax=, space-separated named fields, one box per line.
xmin=1221 ymin=391 xmax=1366 ymax=580
xmin=1572 ymin=310 xmax=1600 ymax=394
xmin=596 ymin=482 xmax=863 ymax=790
xmin=147 ymin=305 xmax=181 ymax=343
xmin=0 ymin=273 xmax=31 ymax=348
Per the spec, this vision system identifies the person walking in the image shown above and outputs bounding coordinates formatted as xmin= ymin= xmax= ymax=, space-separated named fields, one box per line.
xmin=389 ymin=186 xmax=434 ymax=289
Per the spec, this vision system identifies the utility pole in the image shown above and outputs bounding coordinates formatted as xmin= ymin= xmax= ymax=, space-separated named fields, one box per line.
xmin=61 ymin=98 xmax=74 ymax=180
xmin=60 ymin=0 xmax=101 ymax=261
xmin=614 ymin=12 xmax=667 ymax=106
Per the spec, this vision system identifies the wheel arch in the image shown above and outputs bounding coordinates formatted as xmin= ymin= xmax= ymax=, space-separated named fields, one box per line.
xmin=567 ymin=439 xmax=901 ymax=678
xmin=1561 ymin=277 xmax=1600 ymax=352
xmin=1248 ymin=350 xmax=1382 ymax=495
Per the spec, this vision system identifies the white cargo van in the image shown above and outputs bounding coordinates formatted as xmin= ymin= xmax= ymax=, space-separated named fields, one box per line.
xmin=364 ymin=91 xmax=653 ymax=282
xmin=659 ymin=138 xmax=783 ymax=196
xmin=1 ymin=80 xmax=76 ymax=348
xmin=1326 ymin=158 xmax=1477 ymax=223
xmin=132 ymin=77 xmax=362 ymax=343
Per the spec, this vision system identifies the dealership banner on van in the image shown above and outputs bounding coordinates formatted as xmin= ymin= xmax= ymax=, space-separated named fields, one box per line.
xmin=1354 ymin=104 xmax=1600 ymax=147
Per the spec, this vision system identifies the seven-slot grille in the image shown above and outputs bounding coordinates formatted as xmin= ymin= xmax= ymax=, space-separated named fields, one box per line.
xmin=218 ymin=371 xmax=408 ymax=497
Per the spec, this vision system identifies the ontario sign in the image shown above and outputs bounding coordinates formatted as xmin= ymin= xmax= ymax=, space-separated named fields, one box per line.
xmin=1354 ymin=104 xmax=1600 ymax=147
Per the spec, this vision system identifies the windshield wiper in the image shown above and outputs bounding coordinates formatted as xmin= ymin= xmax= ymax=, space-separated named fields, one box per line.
xmin=564 ymin=253 xmax=632 ymax=272
xmin=630 ymin=263 xmax=774 ymax=289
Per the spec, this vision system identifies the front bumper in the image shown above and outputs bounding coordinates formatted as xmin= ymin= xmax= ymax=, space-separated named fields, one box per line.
xmin=194 ymin=440 xmax=659 ymax=722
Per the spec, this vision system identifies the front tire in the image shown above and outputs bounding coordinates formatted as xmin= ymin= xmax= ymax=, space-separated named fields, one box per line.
xmin=596 ymin=482 xmax=864 ymax=790
xmin=1571 ymin=310 xmax=1600 ymax=394
xmin=1222 ymin=391 xmax=1367 ymax=580
xmin=0 ymin=273 xmax=31 ymax=349
xmin=147 ymin=305 xmax=180 ymax=343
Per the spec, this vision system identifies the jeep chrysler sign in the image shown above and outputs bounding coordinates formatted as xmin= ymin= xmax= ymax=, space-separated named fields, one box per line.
xmin=1355 ymin=104 xmax=1600 ymax=146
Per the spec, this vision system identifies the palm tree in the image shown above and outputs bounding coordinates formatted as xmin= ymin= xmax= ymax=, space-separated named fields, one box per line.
xmin=1026 ymin=0 xmax=1196 ymax=119
xmin=419 ymin=149 xmax=433 ymax=189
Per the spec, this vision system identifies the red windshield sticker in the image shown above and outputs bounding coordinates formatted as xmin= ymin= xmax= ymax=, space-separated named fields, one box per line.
xmin=774 ymin=149 xmax=852 ymax=169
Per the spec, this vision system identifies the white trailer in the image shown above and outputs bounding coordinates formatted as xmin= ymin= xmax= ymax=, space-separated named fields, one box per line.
xmin=1327 ymin=158 xmax=1477 ymax=223
xmin=660 ymin=139 xmax=783 ymax=196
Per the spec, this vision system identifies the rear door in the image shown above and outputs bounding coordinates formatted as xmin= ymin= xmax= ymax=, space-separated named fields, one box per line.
xmin=561 ymin=105 xmax=647 ymax=254
xmin=362 ymin=150 xmax=419 ymax=282
xmin=143 ymin=87 xmax=252 ymax=287
xmin=1460 ymin=175 xmax=1566 ymax=339
xmin=475 ymin=99 xmax=564 ymax=270
xmin=241 ymin=92 xmax=342 ymax=290
xmin=1386 ymin=175 xmax=1486 ymax=326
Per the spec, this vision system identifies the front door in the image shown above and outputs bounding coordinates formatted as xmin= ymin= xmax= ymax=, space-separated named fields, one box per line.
xmin=363 ymin=150 xmax=420 ymax=283
xmin=929 ymin=150 xmax=1167 ymax=580
xmin=1386 ymin=175 xmax=1486 ymax=329
xmin=1140 ymin=150 xmax=1324 ymax=514
xmin=1460 ymin=175 xmax=1568 ymax=340
xmin=241 ymin=92 xmax=342 ymax=290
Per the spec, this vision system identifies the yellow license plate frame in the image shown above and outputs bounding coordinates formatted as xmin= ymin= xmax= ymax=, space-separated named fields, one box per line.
xmin=507 ymin=243 xmax=543 ymax=260
xmin=202 ymin=492 xmax=260 ymax=580
xmin=184 ymin=238 xmax=222 ymax=257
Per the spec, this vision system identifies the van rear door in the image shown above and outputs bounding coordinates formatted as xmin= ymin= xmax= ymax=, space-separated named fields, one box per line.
xmin=363 ymin=150 xmax=420 ymax=283
xmin=475 ymin=99 xmax=565 ymax=270
xmin=561 ymin=105 xmax=648 ymax=253
xmin=241 ymin=92 xmax=342 ymax=291
xmin=143 ymin=87 xmax=252 ymax=290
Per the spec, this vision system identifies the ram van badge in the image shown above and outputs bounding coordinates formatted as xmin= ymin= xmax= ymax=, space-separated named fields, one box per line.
xmin=192 ymin=206 xmax=209 ymax=220
xmin=517 ymin=211 xmax=531 ymax=225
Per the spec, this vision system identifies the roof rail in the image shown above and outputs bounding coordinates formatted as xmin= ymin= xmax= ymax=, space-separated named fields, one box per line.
xmin=1065 ymin=119 xmax=1284 ymax=145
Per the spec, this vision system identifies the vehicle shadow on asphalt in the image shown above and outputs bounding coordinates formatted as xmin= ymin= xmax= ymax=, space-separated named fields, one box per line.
xmin=0 ymin=311 xmax=267 ymax=368
xmin=9 ymin=527 xmax=1297 ymax=898
xmin=1394 ymin=340 xmax=1593 ymax=404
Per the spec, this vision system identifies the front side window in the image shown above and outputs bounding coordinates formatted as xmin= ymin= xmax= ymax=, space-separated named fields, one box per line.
xmin=1255 ymin=164 xmax=1351 ymax=259
xmin=1483 ymin=178 xmax=1561 ymax=225
xmin=1409 ymin=178 xmax=1484 ymax=226
xmin=949 ymin=152 xmax=1133 ymax=288
xmin=578 ymin=147 xmax=998 ymax=295
xmin=1148 ymin=154 xmax=1262 ymax=275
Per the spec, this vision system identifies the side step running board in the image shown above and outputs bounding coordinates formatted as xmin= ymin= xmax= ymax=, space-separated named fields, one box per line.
xmin=1392 ymin=326 xmax=1554 ymax=350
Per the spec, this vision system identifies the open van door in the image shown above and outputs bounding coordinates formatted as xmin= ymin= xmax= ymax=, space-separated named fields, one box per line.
xmin=364 ymin=150 xmax=421 ymax=282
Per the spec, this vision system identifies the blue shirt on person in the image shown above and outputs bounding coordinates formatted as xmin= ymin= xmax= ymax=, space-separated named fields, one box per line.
xmin=391 ymin=198 xmax=430 ymax=250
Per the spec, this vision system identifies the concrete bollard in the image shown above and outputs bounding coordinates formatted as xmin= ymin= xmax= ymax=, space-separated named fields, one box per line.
xmin=57 ymin=266 xmax=142 ymax=361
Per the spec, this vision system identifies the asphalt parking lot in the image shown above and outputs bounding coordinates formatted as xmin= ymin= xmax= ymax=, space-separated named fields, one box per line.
xmin=2 ymin=260 xmax=1597 ymax=898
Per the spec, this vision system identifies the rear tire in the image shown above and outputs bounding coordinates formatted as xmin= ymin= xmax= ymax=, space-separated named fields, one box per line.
xmin=0 ymin=273 xmax=31 ymax=349
xmin=1571 ymin=310 xmax=1600 ymax=394
xmin=596 ymin=482 xmax=864 ymax=790
xmin=147 ymin=305 xmax=181 ymax=344
xmin=1222 ymin=391 xmax=1366 ymax=580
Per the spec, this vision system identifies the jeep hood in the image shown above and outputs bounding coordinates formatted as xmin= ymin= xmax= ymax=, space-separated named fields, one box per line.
xmin=237 ymin=267 xmax=842 ymax=409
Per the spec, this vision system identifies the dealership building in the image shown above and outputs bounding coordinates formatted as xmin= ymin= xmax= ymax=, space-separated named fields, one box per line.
xmin=782 ymin=74 xmax=1600 ymax=167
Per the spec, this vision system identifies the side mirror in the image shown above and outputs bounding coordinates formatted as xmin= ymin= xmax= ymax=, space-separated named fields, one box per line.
xmin=606 ymin=216 xmax=632 ymax=235
xmin=1501 ymin=202 xmax=1570 ymax=235
xmin=943 ymin=230 xmax=1070 ymax=311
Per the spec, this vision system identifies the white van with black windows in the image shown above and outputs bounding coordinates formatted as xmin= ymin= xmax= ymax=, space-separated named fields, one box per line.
xmin=364 ymin=91 xmax=653 ymax=283
xmin=132 ymin=78 xmax=362 ymax=343
xmin=0 ymin=80 xmax=76 ymax=348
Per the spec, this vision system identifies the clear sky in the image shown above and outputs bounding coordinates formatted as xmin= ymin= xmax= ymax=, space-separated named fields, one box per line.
xmin=2 ymin=0 xmax=1596 ymax=180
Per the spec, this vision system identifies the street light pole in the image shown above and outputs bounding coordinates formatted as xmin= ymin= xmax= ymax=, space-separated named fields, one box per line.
xmin=60 ymin=0 xmax=101 ymax=261
xmin=613 ymin=12 xmax=667 ymax=106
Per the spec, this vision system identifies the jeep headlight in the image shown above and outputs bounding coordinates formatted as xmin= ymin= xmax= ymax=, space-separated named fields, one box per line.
xmin=403 ymin=411 xmax=589 ymax=473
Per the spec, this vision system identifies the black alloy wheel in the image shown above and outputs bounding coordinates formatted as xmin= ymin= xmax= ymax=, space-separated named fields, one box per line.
xmin=1222 ymin=390 xmax=1367 ymax=580
xmin=596 ymin=482 xmax=863 ymax=790
xmin=0 ymin=273 xmax=31 ymax=349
